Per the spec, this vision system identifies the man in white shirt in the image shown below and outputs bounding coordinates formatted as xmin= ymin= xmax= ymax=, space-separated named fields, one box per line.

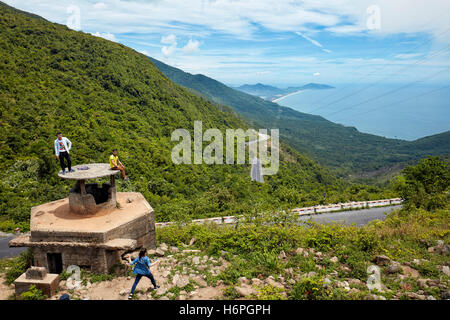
xmin=54 ymin=132 xmax=74 ymax=175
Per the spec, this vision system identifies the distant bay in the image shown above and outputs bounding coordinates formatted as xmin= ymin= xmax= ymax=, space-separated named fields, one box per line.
xmin=277 ymin=84 xmax=450 ymax=141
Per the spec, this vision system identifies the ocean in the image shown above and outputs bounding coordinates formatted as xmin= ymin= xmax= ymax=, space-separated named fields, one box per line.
xmin=276 ymin=84 xmax=450 ymax=141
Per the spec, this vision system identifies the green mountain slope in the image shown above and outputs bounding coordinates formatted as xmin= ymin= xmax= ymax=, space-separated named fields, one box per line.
xmin=149 ymin=57 xmax=450 ymax=177
xmin=0 ymin=3 xmax=394 ymax=231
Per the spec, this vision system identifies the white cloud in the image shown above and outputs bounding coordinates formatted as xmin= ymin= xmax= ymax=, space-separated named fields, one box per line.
xmin=182 ymin=39 xmax=200 ymax=54
xmin=161 ymin=34 xmax=177 ymax=57
xmin=93 ymin=2 xmax=107 ymax=10
xmin=92 ymin=32 xmax=116 ymax=42
xmin=296 ymin=32 xmax=332 ymax=53
xmin=313 ymin=72 xmax=320 ymax=76
xmin=161 ymin=45 xmax=176 ymax=57
xmin=161 ymin=34 xmax=177 ymax=46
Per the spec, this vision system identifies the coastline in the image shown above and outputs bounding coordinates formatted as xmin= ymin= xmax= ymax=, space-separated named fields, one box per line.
xmin=272 ymin=89 xmax=302 ymax=103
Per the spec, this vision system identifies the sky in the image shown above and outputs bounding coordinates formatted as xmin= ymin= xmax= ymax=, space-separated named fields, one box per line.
xmin=4 ymin=0 xmax=450 ymax=87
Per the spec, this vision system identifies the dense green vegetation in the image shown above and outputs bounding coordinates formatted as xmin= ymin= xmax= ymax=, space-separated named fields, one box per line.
xmin=154 ymin=158 xmax=449 ymax=300
xmin=149 ymin=57 xmax=450 ymax=177
xmin=0 ymin=3 xmax=396 ymax=232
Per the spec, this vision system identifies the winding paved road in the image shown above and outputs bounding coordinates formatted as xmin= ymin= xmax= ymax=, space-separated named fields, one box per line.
xmin=297 ymin=205 xmax=402 ymax=226
xmin=0 ymin=205 xmax=402 ymax=259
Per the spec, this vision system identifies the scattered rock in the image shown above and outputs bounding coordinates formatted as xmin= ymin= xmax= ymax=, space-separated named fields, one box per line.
xmin=194 ymin=277 xmax=207 ymax=287
xmin=348 ymin=279 xmax=363 ymax=286
xmin=172 ymin=274 xmax=180 ymax=285
xmin=189 ymin=238 xmax=197 ymax=246
xmin=170 ymin=246 xmax=179 ymax=253
xmin=266 ymin=277 xmax=284 ymax=289
xmin=404 ymin=292 xmax=426 ymax=300
xmin=283 ymin=268 xmax=293 ymax=278
xmin=401 ymin=265 xmax=420 ymax=278
xmin=277 ymin=251 xmax=287 ymax=259
xmin=176 ymin=276 xmax=190 ymax=288
xmin=295 ymin=247 xmax=304 ymax=255
xmin=235 ymin=285 xmax=256 ymax=297
xmin=147 ymin=249 xmax=156 ymax=256
xmin=159 ymin=296 xmax=170 ymax=300
xmin=373 ymin=255 xmax=391 ymax=266
xmin=155 ymin=248 xmax=165 ymax=257
xmin=251 ymin=278 xmax=263 ymax=286
xmin=330 ymin=256 xmax=339 ymax=263
xmin=441 ymin=290 xmax=450 ymax=300
xmin=238 ymin=277 xmax=249 ymax=285
xmin=161 ymin=270 xmax=170 ymax=278
xmin=192 ymin=256 xmax=200 ymax=265
xmin=119 ymin=289 xmax=128 ymax=296
xmin=322 ymin=277 xmax=332 ymax=288
xmin=385 ymin=262 xmax=400 ymax=274
xmin=440 ymin=265 xmax=450 ymax=276
xmin=348 ymin=288 xmax=360 ymax=295
xmin=417 ymin=279 xmax=429 ymax=289
xmin=427 ymin=295 xmax=436 ymax=300
xmin=156 ymin=287 xmax=168 ymax=296
xmin=159 ymin=243 xmax=168 ymax=251
xmin=306 ymin=271 xmax=317 ymax=278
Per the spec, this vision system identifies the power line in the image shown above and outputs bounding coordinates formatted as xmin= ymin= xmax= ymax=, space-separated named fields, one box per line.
xmin=303 ymin=7 xmax=450 ymax=109
xmin=302 ymin=8 xmax=450 ymax=111
xmin=325 ymin=67 xmax=450 ymax=117
xmin=307 ymin=43 xmax=450 ymax=114
xmin=333 ymin=84 xmax=450 ymax=120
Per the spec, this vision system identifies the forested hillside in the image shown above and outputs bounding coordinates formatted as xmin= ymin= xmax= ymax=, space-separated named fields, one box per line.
xmin=149 ymin=57 xmax=450 ymax=177
xmin=0 ymin=2 xmax=396 ymax=232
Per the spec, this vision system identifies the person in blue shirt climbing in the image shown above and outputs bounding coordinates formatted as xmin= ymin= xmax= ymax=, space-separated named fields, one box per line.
xmin=127 ymin=248 xmax=159 ymax=299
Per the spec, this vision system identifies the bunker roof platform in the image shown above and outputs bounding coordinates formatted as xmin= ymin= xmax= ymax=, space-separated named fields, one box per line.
xmin=58 ymin=163 xmax=119 ymax=180
xmin=28 ymin=192 xmax=152 ymax=234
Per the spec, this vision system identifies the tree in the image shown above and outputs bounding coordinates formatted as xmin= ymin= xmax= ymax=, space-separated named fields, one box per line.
xmin=395 ymin=156 xmax=449 ymax=210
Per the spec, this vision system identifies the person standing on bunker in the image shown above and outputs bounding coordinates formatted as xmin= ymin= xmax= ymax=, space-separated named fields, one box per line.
xmin=54 ymin=132 xmax=74 ymax=175
xmin=127 ymin=248 xmax=159 ymax=299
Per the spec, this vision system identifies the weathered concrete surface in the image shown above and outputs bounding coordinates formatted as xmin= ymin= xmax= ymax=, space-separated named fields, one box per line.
xmin=58 ymin=163 xmax=119 ymax=180
xmin=14 ymin=271 xmax=59 ymax=298
xmin=27 ymin=192 xmax=154 ymax=243
xmin=9 ymin=192 xmax=156 ymax=274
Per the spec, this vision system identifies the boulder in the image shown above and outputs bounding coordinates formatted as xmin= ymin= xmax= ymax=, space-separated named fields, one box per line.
xmin=440 ymin=265 xmax=450 ymax=276
xmin=295 ymin=247 xmax=304 ymax=255
xmin=265 ymin=277 xmax=284 ymax=289
xmin=176 ymin=276 xmax=190 ymax=288
xmin=277 ymin=251 xmax=287 ymax=259
xmin=156 ymin=287 xmax=168 ymax=296
xmin=119 ymin=289 xmax=128 ymax=296
xmin=155 ymin=248 xmax=165 ymax=257
xmin=404 ymin=292 xmax=426 ymax=300
xmin=238 ymin=277 xmax=249 ymax=285
xmin=330 ymin=256 xmax=339 ymax=263
xmin=251 ymin=278 xmax=263 ymax=286
xmin=170 ymin=246 xmax=179 ymax=253
xmin=385 ymin=262 xmax=400 ymax=274
xmin=192 ymin=256 xmax=200 ymax=265
xmin=373 ymin=255 xmax=391 ymax=266
xmin=235 ymin=285 xmax=256 ymax=297
xmin=194 ymin=277 xmax=207 ymax=287
xmin=159 ymin=243 xmax=168 ymax=251
xmin=401 ymin=265 xmax=420 ymax=278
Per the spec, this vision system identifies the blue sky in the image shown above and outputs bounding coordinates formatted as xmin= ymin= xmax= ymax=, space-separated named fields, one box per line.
xmin=4 ymin=0 xmax=450 ymax=87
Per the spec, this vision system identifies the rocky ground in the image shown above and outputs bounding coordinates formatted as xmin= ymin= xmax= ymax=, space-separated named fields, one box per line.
xmin=1 ymin=238 xmax=449 ymax=300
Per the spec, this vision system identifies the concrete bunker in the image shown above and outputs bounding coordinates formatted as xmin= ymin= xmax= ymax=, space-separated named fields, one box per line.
xmin=9 ymin=163 xmax=156 ymax=274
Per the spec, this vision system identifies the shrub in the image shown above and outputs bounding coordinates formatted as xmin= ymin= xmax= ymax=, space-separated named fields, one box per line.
xmin=20 ymin=285 xmax=47 ymax=300
xmin=289 ymin=277 xmax=329 ymax=300
xmin=5 ymin=249 xmax=33 ymax=284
